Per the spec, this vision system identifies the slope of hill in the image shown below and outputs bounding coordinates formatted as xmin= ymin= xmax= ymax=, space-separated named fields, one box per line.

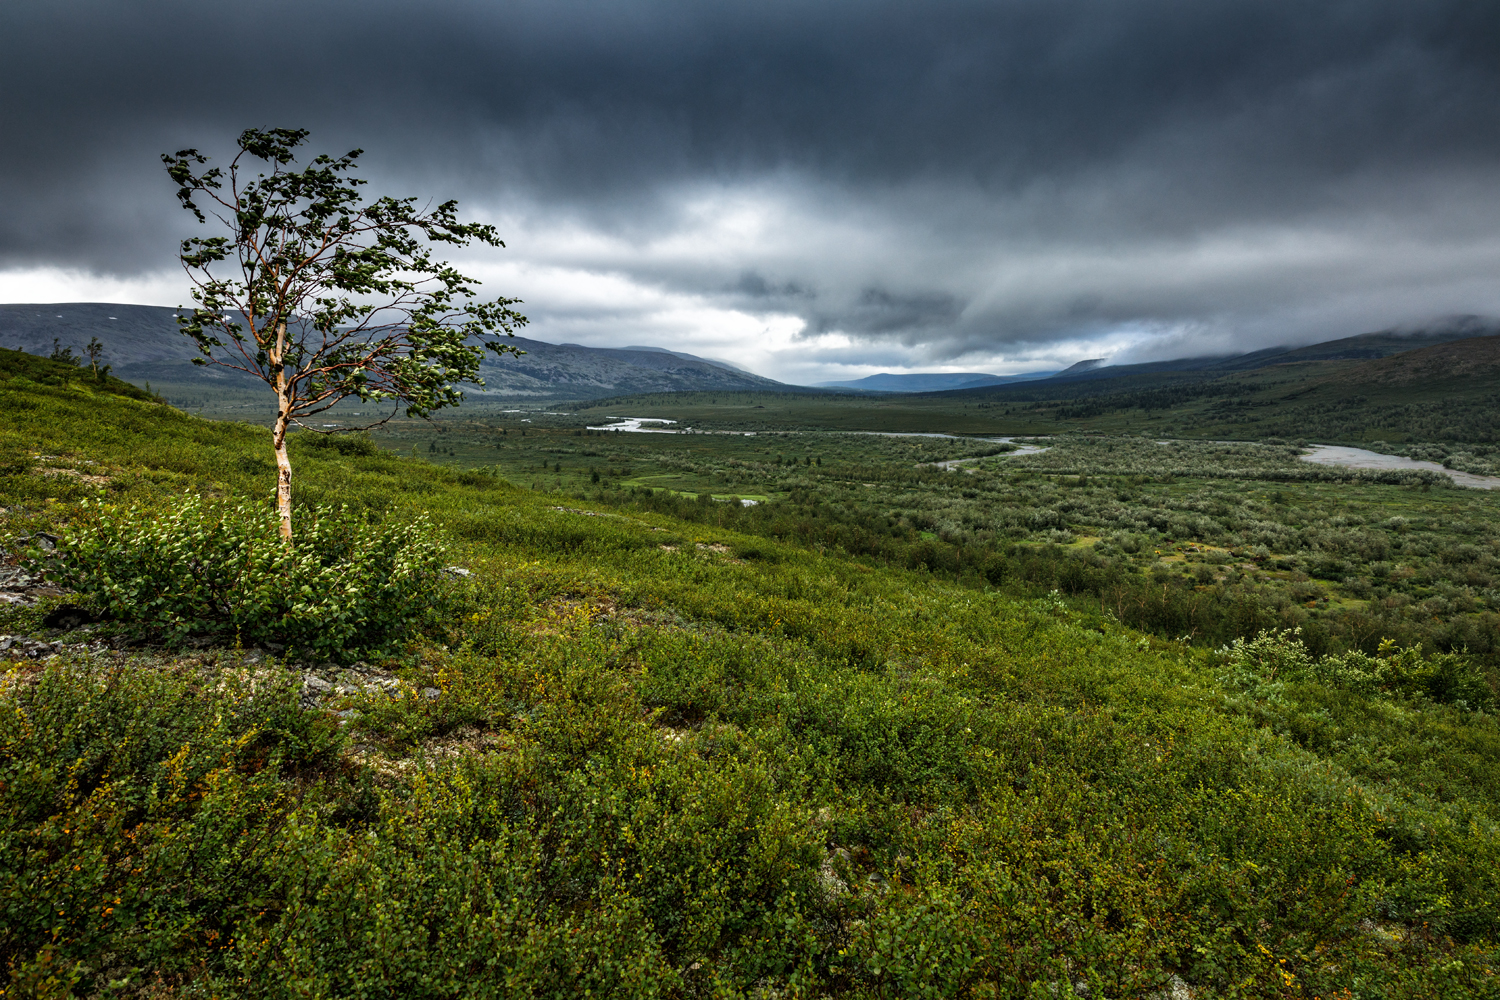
xmin=2 ymin=371 xmax=1498 ymax=994
xmin=0 ymin=302 xmax=191 ymax=366
xmin=1312 ymin=334 xmax=1500 ymax=389
xmin=1028 ymin=315 xmax=1500 ymax=389
xmin=472 ymin=335 xmax=783 ymax=397
xmin=623 ymin=345 xmax=752 ymax=373
xmin=0 ymin=302 xmax=785 ymax=400
xmin=813 ymin=371 xmax=1056 ymax=392
xmin=0 ymin=345 xmax=160 ymax=403
xmin=0 ymin=301 xmax=258 ymax=391
xmin=928 ymin=336 xmax=1500 ymax=443
xmin=1050 ymin=358 xmax=1107 ymax=377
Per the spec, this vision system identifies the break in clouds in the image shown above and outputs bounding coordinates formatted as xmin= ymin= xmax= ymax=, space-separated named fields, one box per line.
xmin=3 ymin=0 xmax=1500 ymax=383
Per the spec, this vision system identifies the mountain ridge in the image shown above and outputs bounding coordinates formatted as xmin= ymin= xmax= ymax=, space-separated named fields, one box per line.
xmin=1310 ymin=334 xmax=1500 ymax=390
xmin=5 ymin=302 xmax=1498 ymax=405
xmin=1035 ymin=316 xmax=1500 ymax=387
xmin=814 ymin=371 xmax=1057 ymax=392
xmin=0 ymin=302 xmax=785 ymax=399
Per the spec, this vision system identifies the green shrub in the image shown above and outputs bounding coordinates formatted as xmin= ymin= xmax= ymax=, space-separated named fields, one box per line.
xmin=0 ymin=657 xmax=346 ymax=995
xmin=1223 ymin=628 xmax=1495 ymax=710
xmin=1318 ymin=641 xmax=1496 ymax=710
xmin=296 ymin=431 xmax=379 ymax=457
xmin=27 ymin=497 xmax=446 ymax=661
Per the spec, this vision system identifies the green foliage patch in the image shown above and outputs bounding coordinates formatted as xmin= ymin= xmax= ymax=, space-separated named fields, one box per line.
xmin=0 ymin=655 xmax=344 ymax=995
xmin=1 ymin=378 xmax=1498 ymax=995
xmin=27 ymin=498 xmax=445 ymax=662
xmin=428 ymin=428 xmax=1500 ymax=665
xmin=0 ymin=347 xmax=157 ymax=404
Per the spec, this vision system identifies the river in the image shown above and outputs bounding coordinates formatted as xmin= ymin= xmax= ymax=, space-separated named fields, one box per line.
xmin=1299 ymin=444 xmax=1500 ymax=490
xmin=585 ymin=421 xmax=1051 ymax=466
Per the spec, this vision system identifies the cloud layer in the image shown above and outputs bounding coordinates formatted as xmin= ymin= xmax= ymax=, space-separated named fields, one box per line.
xmin=4 ymin=0 xmax=1500 ymax=382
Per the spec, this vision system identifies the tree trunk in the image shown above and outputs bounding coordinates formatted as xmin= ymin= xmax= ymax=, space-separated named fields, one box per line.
xmin=271 ymin=321 xmax=294 ymax=543
xmin=273 ymin=400 xmax=293 ymax=543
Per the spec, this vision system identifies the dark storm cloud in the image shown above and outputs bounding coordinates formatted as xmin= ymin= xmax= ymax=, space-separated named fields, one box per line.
xmin=3 ymin=0 xmax=1500 ymax=366
xmin=814 ymin=288 xmax=964 ymax=336
xmin=730 ymin=272 xmax=814 ymax=301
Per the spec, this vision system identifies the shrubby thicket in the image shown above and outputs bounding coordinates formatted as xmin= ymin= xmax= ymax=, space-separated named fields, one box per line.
xmin=564 ymin=435 xmax=1500 ymax=665
xmin=1386 ymin=440 xmax=1500 ymax=477
xmin=31 ymin=498 xmax=445 ymax=662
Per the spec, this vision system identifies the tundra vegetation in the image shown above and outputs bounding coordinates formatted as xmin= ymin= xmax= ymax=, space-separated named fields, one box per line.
xmin=372 ymin=413 xmax=1500 ymax=667
xmin=1 ymin=349 xmax=1498 ymax=997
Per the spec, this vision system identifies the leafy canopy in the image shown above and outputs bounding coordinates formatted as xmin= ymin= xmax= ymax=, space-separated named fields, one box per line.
xmin=162 ymin=127 xmax=527 ymax=427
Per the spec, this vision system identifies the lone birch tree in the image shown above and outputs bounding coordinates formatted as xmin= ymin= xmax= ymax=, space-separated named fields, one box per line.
xmin=163 ymin=127 xmax=526 ymax=541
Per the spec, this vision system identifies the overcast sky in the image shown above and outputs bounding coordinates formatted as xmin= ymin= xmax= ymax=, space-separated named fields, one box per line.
xmin=3 ymin=0 xmax=1499 ymax=383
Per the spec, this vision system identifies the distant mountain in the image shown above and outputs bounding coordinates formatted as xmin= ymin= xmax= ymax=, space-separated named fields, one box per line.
xmin=908 ymin=316 xmax=1500 ymax=407
xmin=814 ymin=371 xmax=1058 ymax=392
xmin=800 ymin=318 xmax=1489 ymax=396
xmin=1035 ymin=317 xmax=1500 ymax=387
xmin=1051 ymin=359 xmax=1107 ymax=377
xmin=0 ymin=302 xmax=784 ymax=399
xmin=0 ymin=302 xmax=259 ymax=388
xmin=8 ymin=303 xmax=1496 ymax=405
xmin=623 ymin=345 xmax=752 ymax=374
xmin=471 ymin=336 xmax=783 ymax=397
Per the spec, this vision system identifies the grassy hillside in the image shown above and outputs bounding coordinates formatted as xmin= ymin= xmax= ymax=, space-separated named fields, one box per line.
xmin=0 ymin=347 xmax=160 ymax=405
xmin=2 ymin=363 xmax=1498 ymax=996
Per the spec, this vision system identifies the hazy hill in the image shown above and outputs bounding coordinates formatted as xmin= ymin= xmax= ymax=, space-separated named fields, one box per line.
xmin=0 ymin=302 xmax=785 ymax=400
xmin=623 ymin=345 xmax=752 ymax=373
xmin=814 ymin=371 xmax=1056 ymax=392
xmin=0 ymin=301 xmax=258 ymax=390
xmin=6 ymin=302 xmax=1496 ymax=411
xmin=474 ymin=336 xmax=783 ymax=397
xmin=1313 ymin=334 xmax=1500 ymax=389
xmin=1051 ymin=358 xmax=1107 ymax=377
xmin=1033 ymin=315 xmax=1500 ymax=388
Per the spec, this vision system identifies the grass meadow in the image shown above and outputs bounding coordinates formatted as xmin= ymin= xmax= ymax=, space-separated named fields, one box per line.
xmin=2 ymin=351 xmax=1498 ymax=997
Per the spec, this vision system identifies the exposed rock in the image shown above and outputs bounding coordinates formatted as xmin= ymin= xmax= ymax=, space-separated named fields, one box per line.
xmin=297 ymin=662 xmax=411 ymax=712
xmin=818 ymin=848 xmax=850 ymax=901
xmin=22 ymin=532 xmax=58 ymax=552
xmin=1 ymin=534 xmax=66 ymax=605
xmin=0 ymin=634 xmax=96 ymax=659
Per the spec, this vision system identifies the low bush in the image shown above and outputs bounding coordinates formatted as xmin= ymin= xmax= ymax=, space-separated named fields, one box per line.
xmin=1224 ymin=628 xmax=1496 ymax=710
xmin=0 ymin=656 xmax=347 ymax=995
xmin=26 ymin=497 xmax=445 ymax=661
xmin=296 ymin=431 xmax=380 ymax=458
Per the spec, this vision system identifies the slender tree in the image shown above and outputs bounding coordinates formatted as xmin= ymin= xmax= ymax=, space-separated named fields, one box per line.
xmin=83 ymin=336 xmax=108 ymax=379
xmin=163 ymin=128 xmax=526 ymax=541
